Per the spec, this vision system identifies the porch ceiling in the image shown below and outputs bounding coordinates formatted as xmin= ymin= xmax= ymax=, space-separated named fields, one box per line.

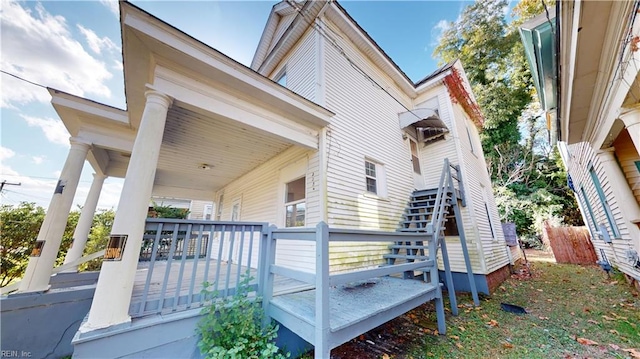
xmin=151 ymin=103 xmax=293 ymax=199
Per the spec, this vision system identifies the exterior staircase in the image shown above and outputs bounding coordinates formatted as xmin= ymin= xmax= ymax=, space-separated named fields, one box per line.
xmin=383 ymin=159 xmax=480 ymax=309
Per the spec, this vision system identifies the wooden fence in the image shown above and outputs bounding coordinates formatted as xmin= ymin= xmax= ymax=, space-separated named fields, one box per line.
xmin=542 ymin=221 xmax=597 ymax=264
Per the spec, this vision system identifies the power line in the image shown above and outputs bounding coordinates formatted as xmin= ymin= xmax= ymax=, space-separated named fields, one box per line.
xmin=0 ymin=70 xmax=48 ymax=89
xmin=283 ymin=0 xmax=424 ymax=121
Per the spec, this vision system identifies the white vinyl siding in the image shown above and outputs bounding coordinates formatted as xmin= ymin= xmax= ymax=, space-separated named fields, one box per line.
xmin=565 ymin=142 xmax=638 ymax=279
xmin=217 ymin=146 xmax=320 ymax=272
xmin=322 ymin=19 xmax=414 ymax=271
xmin=271 ymin=29 xmax=317 ymax=101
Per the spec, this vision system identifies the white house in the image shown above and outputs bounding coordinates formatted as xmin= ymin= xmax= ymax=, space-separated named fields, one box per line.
xmin=520 ymin=1 xmax=640 ymax=288
xmin=12 ymin=0 xmax=516 ymax=356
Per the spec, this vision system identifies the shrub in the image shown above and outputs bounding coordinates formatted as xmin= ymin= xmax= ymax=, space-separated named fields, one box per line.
xmin=197 ymin=273 xmax=288 ymax=359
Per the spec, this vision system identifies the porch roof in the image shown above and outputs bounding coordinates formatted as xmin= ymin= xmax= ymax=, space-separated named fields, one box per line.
xmin=49 ymin=2 xmax=336 ymax=201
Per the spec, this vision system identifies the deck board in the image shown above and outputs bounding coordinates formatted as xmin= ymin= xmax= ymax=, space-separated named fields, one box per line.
xmin=269 ymin=277 xmax=438 ymax=347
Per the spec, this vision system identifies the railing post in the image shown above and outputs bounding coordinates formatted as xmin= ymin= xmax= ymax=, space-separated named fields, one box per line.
xmin=455 ymin=164 xmax=466 ymax=207
xmin=261 ymin=225 xmax=277 ymax=328
xmin=314 ymin=221 xmax=330 ymax=359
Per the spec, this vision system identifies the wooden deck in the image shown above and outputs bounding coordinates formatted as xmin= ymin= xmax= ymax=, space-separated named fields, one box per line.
xmin=129 ymin=259 xmax=310 ymax=317
xmin=269 ymin=277 xmax=440 ymax=349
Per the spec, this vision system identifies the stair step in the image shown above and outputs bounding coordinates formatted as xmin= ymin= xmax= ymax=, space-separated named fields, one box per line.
xmin=389 ymin=244 xmax=431 ymax=250
xmin=383 ymin=254 xmax=433 ymax=261
xmin=398 ymin=228 xmax=431 ymax=233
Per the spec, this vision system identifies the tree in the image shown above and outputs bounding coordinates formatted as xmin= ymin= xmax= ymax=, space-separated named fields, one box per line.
xmin=0 ymin=202 xmax=78 ymax=286
xmin=79 ymin=209 xmax=115 ymax=271
xmin=434 ymin=0 xmax=580 ymax=244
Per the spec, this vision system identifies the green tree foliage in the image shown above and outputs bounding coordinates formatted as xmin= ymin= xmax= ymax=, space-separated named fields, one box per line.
xmin=0 ymin=202 xmax=78 ymax=286
xmin=148 ymin=201 xmax=190 ymax=219
xmin=434 ymin=0 xmax=581 ymax=244
xmin=79 ymin=209 xmax=115 ymax=271
xmin=0 ymin=203 xmax=117 ymax=286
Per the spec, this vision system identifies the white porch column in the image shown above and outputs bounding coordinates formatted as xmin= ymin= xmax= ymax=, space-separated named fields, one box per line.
xmin=62 ymin=173 xmax=107 ymax=272
xmin=597 ymin=148 xmax=640 ymax=239
xmin=19 ymin=138 xmax=91 ymax=292
xmin=619 ymin=107 xmax=640 ymax=155
xmin=82 ymin=89 xmax=172 ymax=330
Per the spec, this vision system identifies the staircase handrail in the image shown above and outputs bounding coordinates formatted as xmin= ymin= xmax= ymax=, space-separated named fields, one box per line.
xmin=429 ymin=159 xmax=453 ymax=240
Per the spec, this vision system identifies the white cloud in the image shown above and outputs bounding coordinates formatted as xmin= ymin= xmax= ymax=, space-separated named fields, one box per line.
xmin=100 ymin=0 xmax=119 ymax=17
xmin=112 ymin=59 xmax=123 ymax=71
xmin=0 ymin=146 xmax=16 ymax=161
xmin=32 ymin=156 xmax=45 ymax=164
xmin=21 ymin=115 xmax=70 ymax=147
xmin=77 ymin=25 xmax=119 ymax=55
xmin=430 ymin=19 xmax=451 ymax=48
xmin=0 ymin=1 xmax=113 ymax=108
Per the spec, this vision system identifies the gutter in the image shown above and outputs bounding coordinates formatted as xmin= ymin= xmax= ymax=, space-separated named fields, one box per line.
xmin=555 ymin=0 xmax=562 ymax=142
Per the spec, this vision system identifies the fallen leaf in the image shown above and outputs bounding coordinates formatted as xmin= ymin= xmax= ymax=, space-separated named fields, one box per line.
xmin=455 ymin=342 xmax=463 ymax=349
xmin=609 ymin=343 xmax=620 ymax=350
xmin=622 ymin=348 xmax=640 ymax=358
xmin=487 ymin=319 xmax=499 ymax=327
xmin=577 ymin=337 xmax=599 ymax=345
xmin=449 ymin=335 xmax=460 ymax=340
xmin=359 ymin=335 xmax=365 ymax=341
xmin=537 ymin=289 xmax=543 ymax=292
xmin=458 ymin=326 xmax=466 ymax=332
xmin=570 ymin=312 xmax=575 ymax=316
xmin=547 ymin=299 xmax=553 ymax=302
xmin=503 ymin=343 xmax=514 ymax=349
xmin=610 ymin=280 xmax=619 ymax=285
xmin=588 ymin=319 xmax=599 ymax=325
xmin=538 ymin=316 xmax=549 ymax=320
xmin=609 ymin=329 xmax=620 ymax=335
xmin=603 ymin=315 xmax=616 ymax=321
xmin=481 ymin=314 xmax=489 ymax=319
xmin=583 ymin=307 xmax=591 ymax=312
xmin=433 ymin=330 xmax=439 ymax=336
xmin=382 ymin=354 xmax=390 ymax=359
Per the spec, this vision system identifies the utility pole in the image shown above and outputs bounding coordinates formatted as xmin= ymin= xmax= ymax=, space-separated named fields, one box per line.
xmin=0 ymin=180 xmax=21 ymax=192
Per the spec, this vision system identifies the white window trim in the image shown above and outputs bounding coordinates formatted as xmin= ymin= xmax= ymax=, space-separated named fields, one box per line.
xmin=277 ymin=158 xmax=308 ymax=227
xmin=364 ymin=158 xmax=388 ymax=199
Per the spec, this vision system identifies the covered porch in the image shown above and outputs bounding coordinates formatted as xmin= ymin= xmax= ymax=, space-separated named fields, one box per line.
xmin=13 ymin=0 xmax=331 ymax=334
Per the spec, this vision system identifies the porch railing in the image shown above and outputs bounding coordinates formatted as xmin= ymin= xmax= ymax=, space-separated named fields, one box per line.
xmin=130 ymin=219 xmax=268 ymax=318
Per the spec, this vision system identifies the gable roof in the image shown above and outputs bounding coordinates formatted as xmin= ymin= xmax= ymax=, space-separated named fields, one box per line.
xmin=251 ymin=0 xmax=482 ymax=115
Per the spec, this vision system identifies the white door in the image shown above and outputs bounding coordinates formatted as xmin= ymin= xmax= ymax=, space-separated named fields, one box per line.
xmin=409 ymin=138 xmax=425 ymax=189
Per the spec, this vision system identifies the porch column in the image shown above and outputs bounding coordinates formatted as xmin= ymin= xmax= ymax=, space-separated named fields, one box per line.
xmin=596 ymin=148 xmax=640 ymax=238
xmin=619 ymin=107 xmax=640 ymax=155
xmin=82 ymin=89 xmax=172 ymax=330
xmin=62 ymin=173 xmax=107 ymax=272
xmin=19 ymin=138 xmax=91 ymax=292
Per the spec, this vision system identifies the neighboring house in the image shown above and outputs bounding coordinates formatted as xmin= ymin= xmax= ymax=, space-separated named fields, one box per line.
xmin=13 ymin=0 xmax=516 ymax=354
xmin=520 ymin=1 xmax=640 ymax=287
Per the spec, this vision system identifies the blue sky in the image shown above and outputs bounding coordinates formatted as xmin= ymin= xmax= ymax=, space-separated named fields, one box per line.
xmin=1 ymin=0 xmax=496 ymax=210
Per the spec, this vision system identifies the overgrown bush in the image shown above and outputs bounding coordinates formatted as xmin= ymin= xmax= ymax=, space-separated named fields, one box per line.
xmin=197 ymin=273 xmax=288 ymax=359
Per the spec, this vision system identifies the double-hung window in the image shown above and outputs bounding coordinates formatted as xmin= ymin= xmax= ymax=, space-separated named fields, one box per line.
xmin=365 ymin=160 xmax=378 ymax=194
xmin=364 ymin=159 xmax=387 ymax=198
xmin=285 ymin=177 xmax=305 ymax=227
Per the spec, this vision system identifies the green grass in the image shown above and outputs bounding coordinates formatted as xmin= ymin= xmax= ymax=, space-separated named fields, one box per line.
xmin=325 ymin=261 xmax=639 ymax=358
xmin=411 ymin=262 xmax=640 ymax=359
